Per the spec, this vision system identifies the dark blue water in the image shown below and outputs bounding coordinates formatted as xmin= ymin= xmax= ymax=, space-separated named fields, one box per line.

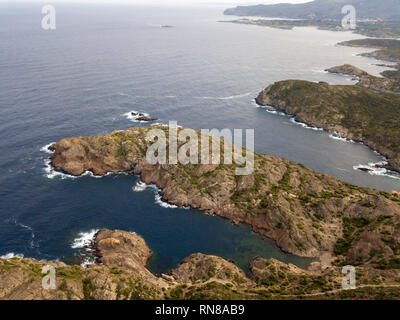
xmin=1 ymin=3 xmax=399 ymax=273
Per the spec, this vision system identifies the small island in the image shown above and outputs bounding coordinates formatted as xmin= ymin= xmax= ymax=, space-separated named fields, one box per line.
xmin=3 ymin=228 xmax=400 ymax=299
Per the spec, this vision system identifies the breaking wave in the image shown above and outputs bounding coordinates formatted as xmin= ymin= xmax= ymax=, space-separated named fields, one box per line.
xmin=289 ymin=117 xmax=323 ymax=131
xmin=132 ymin=180 xmax=189 ymax=209
xmin=154 ymin=193 xmax=179 ymax=209
xmin=71 ymin=229 xmax=99 ymax=249
xmin=0 ymin=253 xmax=24 ymax=259
xmin=328 ymin=133 xmax=355 ymax=143
xmin=71 ymin=229 xmax=99 ymax=267
xmin=132 ymin=181 xmax=148 ymax=192
xmin=40 ymin=142 xmax=56 ymax=154
xmin=353 ymin=160 xmax=400 ymax=180
xmin=123 ymin=110 xmax=156 ymax=123
xmin=253 ymin=101 xmax=323 ymax=131
xmin=41 ymin=143 xmax=117 ymax=180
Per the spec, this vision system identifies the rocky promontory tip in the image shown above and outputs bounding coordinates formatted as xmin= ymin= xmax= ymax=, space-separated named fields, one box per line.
xmin=325 ymin=64 xmax=368 ymax=77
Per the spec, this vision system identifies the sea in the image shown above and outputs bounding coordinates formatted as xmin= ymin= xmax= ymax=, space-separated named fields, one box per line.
xmin=1 ymin=3 xmax=399 ymax=274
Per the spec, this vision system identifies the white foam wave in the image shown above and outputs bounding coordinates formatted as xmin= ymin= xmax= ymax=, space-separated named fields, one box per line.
xmin=132 ymin=179 xmax=189 ymax=209
xmin=40 ymin=142 xmax=56 ymax=154
xmin=268 ymin=109 xmax=287 ymax=116
xmin=43 ymin=159 xmax=76 ymax=179
xmin=132 ymin=181 xmax=148 ymax=192
xmin=155 ymin=193 xmax=179 ymax=208
xmin=0 ymin=253 xmax=24 ymax=259
xmin=71 ymin=229 xmax=99 ymax=249
xmin=328 ymin=133 xmax=355 ymax=143
xmin=256 ymin=104 xmax=287 ymax=116
xmin=289 ymin=117 xmax=323 ymax=131
xmin=43 ymin=159 xmax=114 ymax=180
xmin=353 ymin=161 xmax=400 ymax=180
xmin=123 ymin=110 xmax=155 ymax=123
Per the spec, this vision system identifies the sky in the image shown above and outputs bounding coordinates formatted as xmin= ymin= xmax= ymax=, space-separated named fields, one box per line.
xmin=0 ymin=0 xmax=311 ymax=5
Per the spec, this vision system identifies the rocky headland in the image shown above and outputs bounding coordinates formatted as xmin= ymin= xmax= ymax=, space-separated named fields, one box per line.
xmin=325 ymin=64 xmax=400 ymax=94
xmin=44 ymin=125 xmax=400 ymax=271
xmin=256 ymin=80 xmax=400 ymax=173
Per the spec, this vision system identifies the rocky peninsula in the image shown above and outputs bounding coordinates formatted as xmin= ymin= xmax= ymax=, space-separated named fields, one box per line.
xmin=325 ymin=64 xmax=400 ymax=94
xmin=2 ymin=126 xmax=400 ymax=299
xmin=45 ymin=126 xmax=400 ymax=268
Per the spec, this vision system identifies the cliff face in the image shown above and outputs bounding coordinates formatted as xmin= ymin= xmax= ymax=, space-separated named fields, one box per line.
xmin=1 ymin=229 xmax=400 ymax=300
xmin=0 ymin=229 xmax=255 ymax=300
xmin=257 ymin=80 xmax=400 ymax=173
xmin=48 ymin=126 xmax=400 ymax=268
xmin=0 ymin=230 xmax=164 ymax=300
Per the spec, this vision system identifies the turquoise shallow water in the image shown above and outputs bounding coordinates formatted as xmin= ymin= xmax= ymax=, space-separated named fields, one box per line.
xmin=1 ymin=4 xmax=399 ymax=273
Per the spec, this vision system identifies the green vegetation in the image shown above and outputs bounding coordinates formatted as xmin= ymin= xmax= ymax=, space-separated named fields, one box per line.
xmin=339 ymin=39 xmax=400 ymax=63
xmin=223 ymin=19 xmax=400 ymax=38
xmin=258 ymin=80 xmax=400 ymax=171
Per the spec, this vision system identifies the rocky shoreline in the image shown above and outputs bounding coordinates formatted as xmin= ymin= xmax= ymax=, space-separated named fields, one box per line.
xmin=1 ymin=228 xmax=400 ymax=300
xmin=46 ymin=125 xmax=400 ymax=272
xmin=256 ymin=79 xmax=400 ymax=174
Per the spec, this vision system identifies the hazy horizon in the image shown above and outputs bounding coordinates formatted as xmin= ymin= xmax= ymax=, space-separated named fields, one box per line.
xmin=0 ymin=0 xmax=312 ymax=6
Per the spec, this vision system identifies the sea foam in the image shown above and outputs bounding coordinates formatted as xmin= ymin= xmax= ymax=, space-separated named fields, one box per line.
xmin=0 ymin=253 xmax=24 ymax=259
xmin=353 ymin=160 xmax=400 ymax=180
xmin=40 ymin=142 xmax=56 ymax=154
xmin=71 ymin=229 xmax=99 ymax=267
xmin=71 ymin=229 xmax=99 ymax=249
xmin=132 ymin=180 xmax=188 ymax=209
xmin=328 ymin=133 xmax=355 ymax=143
xmin=123 ymin=110 xmax=155 ymax=123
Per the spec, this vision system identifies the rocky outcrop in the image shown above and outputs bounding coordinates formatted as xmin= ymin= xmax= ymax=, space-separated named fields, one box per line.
xmin=130 ymin=112 xmax=158 ymax=122
xmin=325 ymin=64 xmax=368 ymax=78
xmin=48 ymin=126 xmax=400 ymax=268
xmin=2 ymin=229 xmax=400 ymax=300
xmin=0 ymin=229 xmax=252 ymax=300
xmin=326 ymin=64 xmax=400 ymax=94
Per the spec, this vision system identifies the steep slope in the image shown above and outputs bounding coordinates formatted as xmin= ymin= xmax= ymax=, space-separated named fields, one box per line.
xmin=2 ymin=229 xmax=400 ymax=300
